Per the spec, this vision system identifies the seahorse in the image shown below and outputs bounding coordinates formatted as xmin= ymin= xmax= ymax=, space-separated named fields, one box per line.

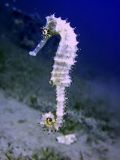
xmin=29 ymin=14 xmax=79 ymax=130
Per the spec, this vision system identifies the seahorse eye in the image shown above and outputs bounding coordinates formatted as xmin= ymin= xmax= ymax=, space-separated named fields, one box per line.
xmin=42 ymin=27 xmax=52 ymax=39
xmin=42 ymin=28 xmax=48 ymax=36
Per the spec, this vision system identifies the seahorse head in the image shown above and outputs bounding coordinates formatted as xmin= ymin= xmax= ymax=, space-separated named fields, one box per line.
xmin=42 ymin=14 xmax=59 ymax=40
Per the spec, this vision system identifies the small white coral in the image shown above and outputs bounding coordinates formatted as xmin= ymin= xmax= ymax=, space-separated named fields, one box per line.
xmin=56 ymin=134 xmax=77 ymax=145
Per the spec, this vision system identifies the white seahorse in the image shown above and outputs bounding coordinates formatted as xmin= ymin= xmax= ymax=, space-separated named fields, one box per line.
xmin=29 ymin=14 xmax=79 ymax=130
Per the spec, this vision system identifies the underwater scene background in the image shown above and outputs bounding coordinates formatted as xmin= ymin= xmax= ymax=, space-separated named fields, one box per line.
xmin=0 ymin=0 xmax=120 ymax=160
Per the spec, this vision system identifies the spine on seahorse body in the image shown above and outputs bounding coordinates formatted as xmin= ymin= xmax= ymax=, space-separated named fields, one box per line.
xmin=46 ymin=15 xmax=79 ymax=129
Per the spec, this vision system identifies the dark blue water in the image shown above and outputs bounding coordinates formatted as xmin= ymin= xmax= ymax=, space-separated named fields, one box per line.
xmin=1 ymin=0 xmax=120 ymax=79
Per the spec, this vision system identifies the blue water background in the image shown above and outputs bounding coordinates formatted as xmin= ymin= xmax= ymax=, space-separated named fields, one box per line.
xmin=1 ymin=0 xmax=120 ymax=79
